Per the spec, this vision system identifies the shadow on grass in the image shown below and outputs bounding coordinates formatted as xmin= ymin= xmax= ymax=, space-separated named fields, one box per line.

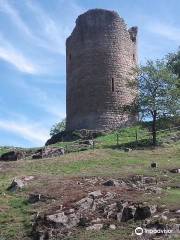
xmin=102 ymin=138 xmax=159 ymax=150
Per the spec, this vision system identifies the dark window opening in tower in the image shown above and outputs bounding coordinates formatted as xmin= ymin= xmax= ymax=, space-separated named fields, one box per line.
xmin=133 ymin=54 xmax=135 ymax=61
xmin=69 ymin=53 xmax=72 ymax=61
xmin=112 ymin=78 xmax=115 ymax=92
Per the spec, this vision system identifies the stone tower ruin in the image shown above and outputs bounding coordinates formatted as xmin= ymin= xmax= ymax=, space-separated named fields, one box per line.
xmin=66 ymin=9 xmax=138 ymax=131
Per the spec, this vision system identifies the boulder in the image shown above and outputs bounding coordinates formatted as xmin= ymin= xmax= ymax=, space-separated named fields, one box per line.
xmin=120 ymin=206 xmax=136 ymax=222
xmin=46 ymin=212 xmax=68 ymax=227
xmin=0 ymin=150 xmax=24 ymax=161
xmin=42 ymin=147 xmax=65 ymax=158
xmin=109 ymin=224 xmax=116 ymax=230
xmin=134 ymin=206 xmax=151 ymax=220
xmin=32 ymin=147 xmax=65 ymax=159
xmin=7 ymin=178 xmax=25 ymax=192
xmin=102 ymin=179 xmax=120 ymax=187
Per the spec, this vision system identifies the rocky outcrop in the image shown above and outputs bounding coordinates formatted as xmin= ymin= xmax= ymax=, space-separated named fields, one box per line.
xmin=45 ymin=129 xmax=104 ymax=146
xmin=32 ymin=147 xmax=65 ymax=159
xmin=7 ymin=176 xmax=34 ymax=192
xmin=7 ymin=179 xmax=25 ymax=192
xmin=0 ymin=150 xmax=24 ymax=161
xmin=32 ymin=189 xmax=158 ymax=239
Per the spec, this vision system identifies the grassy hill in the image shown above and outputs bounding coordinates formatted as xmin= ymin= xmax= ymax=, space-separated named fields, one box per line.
xmin=0 ymin=125 xmax=179 ymax=240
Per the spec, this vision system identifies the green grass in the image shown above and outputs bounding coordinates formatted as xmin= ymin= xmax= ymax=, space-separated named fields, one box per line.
xmin=0 ymin=125 xmax=179 ymax=240
xmin=0 ymin=147 xmax=11 ymax=156
xmin=64 ymin=226 xmax=135 ymax=240
xmin=0 ymin=192 xmax=31 ymax=240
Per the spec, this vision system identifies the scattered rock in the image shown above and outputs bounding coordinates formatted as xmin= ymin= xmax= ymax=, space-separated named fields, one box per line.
xmin=86 ymin=224 xmax=103 ymax=231
xmin=121 ymin=206 xmax=136 ymax=222
xmin=124 ymin=148 xmax=132 ymax=152
xmin=32 ymin=153 xmax=42 ymax=159
xmin=88 ymin=190 xmax=102 ymax=199
xmin=170 ymin=218 xmax=177 ymax=222
xmin=46 ymin=212 xmax=68 ymax=226
xmin=7 ymin=178 xmax=25 ymax=192
xmin=0 ymin=150 xmax=24 ymax=161
xmin=151 ymin=162 xmax=157 ymax=168
xmin=102 ymin=179 xmax=120 ymax=187
xmin=78 ymin=217 xmax=90 ymax=227
xmin=32 ymin=176 xmax=169 ymax=239
xmin=22 ymin=176 xmax=34 ymax=181
xmin=134 ymin=206 xmax=152 ymax=220
xmin=75 ymin=197 xmax=94 ymax=211
xmin=28 ymin=193 xmax=49 ymax=204
xmin=79 ymin=140 xmax=94 ymax=146
xmin=160 ymin=215 xmax=168 ymax=221
xmin=169 ymin=168 xmax=180 ymax=173
xmin=146 ymin=186 xmax=162 ymax=194
xmin=109 ymin=224 xmax=116 ymax=230
xmin=145 ymin=221 xmax=167 ymax=234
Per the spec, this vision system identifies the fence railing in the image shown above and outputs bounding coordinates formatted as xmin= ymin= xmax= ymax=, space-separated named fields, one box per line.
xmin=115 ymin=125 xmax=180 ymax=146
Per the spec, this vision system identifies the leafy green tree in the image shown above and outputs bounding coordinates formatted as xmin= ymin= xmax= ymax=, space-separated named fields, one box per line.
xmin=167 ymin=47 xmax=180 ymax=78
xmin=136 ymin=60 xmax=179 ymax=146
xmin=167 ymin=48 xmax=180 ymax=89
xmin=50 ymin=118 xmax=66 ymax=136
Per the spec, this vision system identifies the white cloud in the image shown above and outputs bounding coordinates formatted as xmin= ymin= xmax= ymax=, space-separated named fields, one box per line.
xmin=0 ymin=0 xmax=32 ymax=37
xmin=147 ymin=21 xmax=180 ymax=42
xmin=0 ymin=45 xmax=38 ymax=74
xmin=0 ymin=34 xmax=38 ymax=74
xmin=0 ymin=0 xmax=68 ymax=55
xmin=0 ymin=0 xmax=85 ymax=55
xmin=0 ymin=0 xmax=85 ymax=74
xmin=0 ymin=119 xmax=49 ymax=145
xmin=25 ymin=0 xmax=69 ymax=55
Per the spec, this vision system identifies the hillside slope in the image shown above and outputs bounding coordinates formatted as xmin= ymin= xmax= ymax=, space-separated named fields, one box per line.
xmin=0 ymin=127 xmax=179 ymax=240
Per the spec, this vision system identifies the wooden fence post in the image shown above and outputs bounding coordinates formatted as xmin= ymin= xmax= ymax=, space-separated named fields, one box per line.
xmin=116 ymin=133 xmax=119 ymax=146
xmin=135 ymin=129 xmax=138 ymax=141
xmin=93 ymin=141 xmax=95 ymax=150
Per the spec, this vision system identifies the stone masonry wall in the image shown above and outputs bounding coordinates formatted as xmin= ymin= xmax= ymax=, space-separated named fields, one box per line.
xmin=66 ymin=9 xmax=138 ymax=131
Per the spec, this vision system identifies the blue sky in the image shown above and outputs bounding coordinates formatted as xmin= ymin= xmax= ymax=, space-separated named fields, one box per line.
xmin=0 ymin=0 xmax=179 ymax=147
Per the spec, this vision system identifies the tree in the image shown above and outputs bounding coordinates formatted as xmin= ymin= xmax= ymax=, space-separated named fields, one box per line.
xmin=167 ymin=47 xmax=180 ymax=78
xmin=137 ymin=60 xmax=179 ymax=146
xmin=50 ymin=118 xmax=66 ymax=136
xmin=167 ymin=48 xmax=180 ymax=89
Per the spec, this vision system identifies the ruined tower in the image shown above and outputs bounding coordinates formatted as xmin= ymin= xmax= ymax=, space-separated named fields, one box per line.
xmin=66 ymin=9 xmax=138 ymax=131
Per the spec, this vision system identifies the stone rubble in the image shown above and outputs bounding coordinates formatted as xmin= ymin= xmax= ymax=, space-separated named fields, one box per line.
xmin=32 ymin=147 xmax=65 ymax=159
xmin=32 ymin=189 xmax=160 ymax=239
